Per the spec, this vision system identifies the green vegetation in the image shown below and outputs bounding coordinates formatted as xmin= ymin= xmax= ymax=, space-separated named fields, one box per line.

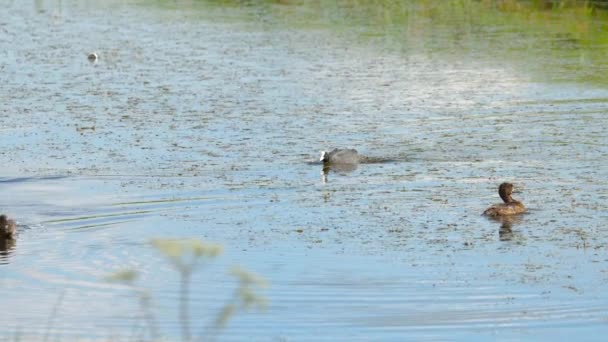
xmin=149 ymin=0 xmax=608 ymax=85
xmin=106 ymin=239 xmax=267 ymax=342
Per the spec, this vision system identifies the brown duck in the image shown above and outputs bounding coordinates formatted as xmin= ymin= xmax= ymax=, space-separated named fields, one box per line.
xmin=0 ymin=215 xmax=16 ymax=239
xmin=483 ymin=182 xmax=526 ymax=217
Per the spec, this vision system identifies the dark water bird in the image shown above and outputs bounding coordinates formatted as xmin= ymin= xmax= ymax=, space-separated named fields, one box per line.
xmin=320 ymin=148 xmax=361 ymax=165
xmin=483 ymin=182 xmax=526 ymax=217
xmin=319 ymin=148 xmax=360 ymax=183
xmin=319 ymin=148 xmax=396 ymax=165
xmin=0 ymin=215 xmax=16 ymax=239
xmin=318 ymin=148 xmax=399 ymax=183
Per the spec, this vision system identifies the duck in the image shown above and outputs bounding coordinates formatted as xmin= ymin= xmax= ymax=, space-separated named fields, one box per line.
xmin=483 ymin=182 xmax=526 ymax=217
xmin=320 ymin=148 xmax=360 ymax=165
xmin=0 ymin=215 xmax=16 ymax=239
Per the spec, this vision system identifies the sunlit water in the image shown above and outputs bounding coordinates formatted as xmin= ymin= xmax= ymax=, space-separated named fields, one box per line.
xmin=1 ymin=0 xmax=608 ymax=340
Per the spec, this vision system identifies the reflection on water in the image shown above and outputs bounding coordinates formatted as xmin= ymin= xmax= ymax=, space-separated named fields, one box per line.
xmin=0 ymin=238 xmax=16 ymax=264
xmin=1 ymin=0 xmax=608 ymax=340
xmin=321 ymin=162 xmax=359 ymax=184
xmin=487 ymin=215 xmax=524 ymax=242
xmin=499 ymin=223 xmax=514 ymax=241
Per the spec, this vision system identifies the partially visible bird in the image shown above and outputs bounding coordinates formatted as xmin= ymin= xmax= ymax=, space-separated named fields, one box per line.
xmin=0 ymin=215 xmax=16 ymax=239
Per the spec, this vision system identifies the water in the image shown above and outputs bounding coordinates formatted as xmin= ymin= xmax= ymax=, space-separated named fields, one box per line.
xmin=1 ymin=0 xmax=608 ymax=340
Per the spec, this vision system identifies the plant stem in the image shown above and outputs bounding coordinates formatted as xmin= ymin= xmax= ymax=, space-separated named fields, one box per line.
xmin=180 ymin=270 xmax=192 ymax=342
xmin=138 ymin=291 xmax=160 ymax=341
xmin=43 ymin=290 xmax=65 ymax=342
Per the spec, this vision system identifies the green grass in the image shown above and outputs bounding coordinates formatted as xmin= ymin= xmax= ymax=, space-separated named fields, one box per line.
xmin=147 ymin=0 xmax=608 ymax=85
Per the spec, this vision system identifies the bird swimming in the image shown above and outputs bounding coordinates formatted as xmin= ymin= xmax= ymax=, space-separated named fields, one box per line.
xmin=483 ymin=182 xmax=526 ymax=217
xmin=320 ymin=148 xmax=360 ymax=165
xmin=0 ymin=215 xmax=16 ymax=239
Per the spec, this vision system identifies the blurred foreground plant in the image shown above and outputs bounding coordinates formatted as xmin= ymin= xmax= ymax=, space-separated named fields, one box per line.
xmin=209 ymin=266 xmax=268 ymax=337
xmin=105 ymin=268 xmax=160 ymax=341
xmin=151 ymin=239 xmax=223 ymax=342
xmin=106 ymin=239 xmax=267 ymax=342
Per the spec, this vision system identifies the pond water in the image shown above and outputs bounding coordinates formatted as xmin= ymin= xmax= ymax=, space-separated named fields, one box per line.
xmin=1 ymin=0 xmax=608 ymax=340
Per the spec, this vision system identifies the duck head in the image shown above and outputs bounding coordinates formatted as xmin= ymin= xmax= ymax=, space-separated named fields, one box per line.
xmin=320 ymin=151 xmax=329 ymax=163
xmin=498 ymin=182 xmax=514 ymax=203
